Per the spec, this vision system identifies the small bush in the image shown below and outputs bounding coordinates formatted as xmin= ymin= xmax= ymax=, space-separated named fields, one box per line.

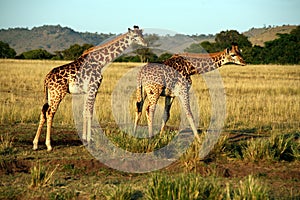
xmin=242 ymin=134 xmax=299 ymax=162
xmin=29 ymin=161 xmax=59 ymax=188
xmin=146 ymin=173 xmax=223 ymax=200
xmin=0 ymin=133 xmax=15 ymax=155
xmin=104 ymin=185 xmax=135 ymax=200
xmin=228 ymin=175 xmax=270 ymax=200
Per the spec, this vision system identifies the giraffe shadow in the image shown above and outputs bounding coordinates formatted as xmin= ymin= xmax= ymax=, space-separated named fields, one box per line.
xmin=51 ymin=139 xmax=83 ymax=147
xmin=227 ymin=128 xmax=269 ymax=142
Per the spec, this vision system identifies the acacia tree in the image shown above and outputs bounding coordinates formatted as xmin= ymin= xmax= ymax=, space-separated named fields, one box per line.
xmin=0 ymin=41 xmax=16 ymax=58
xmin=215 ymin=30 xmax=252 ymax=50
xmin=263 ymin=26 xmax=300 ymax=64
xmin=62 ymin=43 xmax=93 ymax=60
xmin=185 ymin=30 xmax=252 ymax=54
xmin=19 ymin=49 xmax=54 ymax=59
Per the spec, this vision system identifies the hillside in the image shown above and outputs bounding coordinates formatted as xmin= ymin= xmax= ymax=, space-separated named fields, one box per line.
xmin=0 ymin=24 xmax=298 ymax=54
xmin=243 ymin=25 xmax=297 ymax=46
xmin=0 ymin=25 xmax=115 ymax=54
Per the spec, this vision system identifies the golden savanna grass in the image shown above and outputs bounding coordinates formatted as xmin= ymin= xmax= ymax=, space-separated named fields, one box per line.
xmin=0 ymin=59 xmax=299 ymax=199
xmin=0 ymin=59 xmax=299 ymax=134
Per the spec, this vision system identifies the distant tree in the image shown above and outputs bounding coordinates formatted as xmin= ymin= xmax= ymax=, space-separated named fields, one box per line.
xmin=214 ymin=30 xmax=252 ymax=50
xmin=20 ymin=49 xmax=54 ymax=59
xmin=135 ymin=48 xmax=158 ymax=62
xmin=114 ymin=55 xmax=141 ymax=62
xmin=157 ymin=53 xmax=173 ymax=62
xmin=242 ymin=45 xmax=266 ymax=64
xmin=185 ymin=30 xmax=252 ymax=53
xmin=52 ymin=51 xmax=64 ymax=60
xmin=0 ymin=41 xmax=16 ymax=58
xmin=263 ymin=27 xmax=300 ymax=64
xmin=62 ymin=43 xmax=93 ymax=60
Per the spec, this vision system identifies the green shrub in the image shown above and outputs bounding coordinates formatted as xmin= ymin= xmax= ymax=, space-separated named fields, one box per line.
xmin=230 ymin=175 xmax=270 ymax=200
xmin=146 ymin=173 xmax=223 ymax=200
xmin=242 ymin=134 xmax=299 ymax=162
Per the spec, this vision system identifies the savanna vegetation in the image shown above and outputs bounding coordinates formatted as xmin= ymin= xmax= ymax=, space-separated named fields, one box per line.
xmin=1 ymin=26 xmax=299 ymax=64
xmin=0 ymin=59 xmax=299 ymax=199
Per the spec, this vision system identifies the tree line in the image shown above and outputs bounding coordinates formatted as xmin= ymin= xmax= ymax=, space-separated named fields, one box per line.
xmin=0 ymin=26 xmax=299 ymax=64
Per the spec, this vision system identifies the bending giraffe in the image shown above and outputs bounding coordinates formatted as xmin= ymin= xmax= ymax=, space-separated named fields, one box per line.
xmin=33 ymin=26 xmax=146 ymax=151
xmin=133 ymin=43 xmax=246 ymax=141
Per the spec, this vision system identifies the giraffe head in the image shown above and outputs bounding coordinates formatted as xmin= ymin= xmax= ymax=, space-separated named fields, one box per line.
xmin=222 ymin=43 xmax=246 ymax=66
xmin=127 ymin=25 xmax=147 ymax=47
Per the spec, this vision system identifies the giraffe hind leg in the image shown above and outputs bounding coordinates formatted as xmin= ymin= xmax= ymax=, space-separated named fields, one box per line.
xmin=145 ymin=86 xmax=162 ymax=138
xmin=133 ymin=99 xmax=144 ymax=134
xmin=133 ymin=86 xmax=146 ymax=135
xmin=160 ymin=96 xmax=174 ymax=135
xmin=33 ymin=103 xmax=49 ymax=150
xmin=44 ymin=95 xmax=64 ymax=151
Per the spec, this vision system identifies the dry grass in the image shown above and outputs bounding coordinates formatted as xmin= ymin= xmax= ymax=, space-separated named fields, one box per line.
xmin=0 ymin=59 xmax=299 ymax=135
xmin=0 ymin=59 xmax=299 ymax=199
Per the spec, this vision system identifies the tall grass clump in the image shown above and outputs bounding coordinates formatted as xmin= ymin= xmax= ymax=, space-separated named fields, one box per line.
xmin=242 ymin=134 xmax=299 ymax=162
xmin=29 ymin=161 xmax=59 ymax=188
xmin=146 ymin=173 xmax=223 ymax=200
xmin=104 ymin=185 xmax=135 ymax=200
xmin=146 ymin=173 xmax=270 ymax=200
xmin=228 ymin=175 xmax=270 ymax=200
xmin=0 ymin=133 xmax=15 ymax=155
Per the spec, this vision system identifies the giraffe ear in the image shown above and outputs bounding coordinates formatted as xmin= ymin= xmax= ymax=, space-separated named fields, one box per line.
xmin=128 ymin=28 xmax=132 ymax=32
xmin=226 ymin=48 xmax=230 ymax=54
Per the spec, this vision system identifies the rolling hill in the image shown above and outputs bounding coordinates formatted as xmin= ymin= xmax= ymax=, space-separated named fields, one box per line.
xmin=0 ymin=24 xmax=298 ymax=54
xmin=243 ymin=25 xmax=297 ymax=46
xmin=0 ymin=25 xmax=115 ymax=54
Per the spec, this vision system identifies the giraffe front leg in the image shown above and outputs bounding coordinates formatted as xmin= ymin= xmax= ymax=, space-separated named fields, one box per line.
xmin=178 ymin=94 xmax=201 ymax=143
xmin=82 ymin=110 xmax=92 ymax=144
xmin=82 ymin=111 xmax=87 ymax=142
xmin=87 ymin=114 xmax=92 ymax=143
xmin=45 ymin=104 xmax=59 ymax=151
xmin=83 ymin=88 xmax=98 ymax=145
xmin=45 ymin=116 xmax=53 ymax=151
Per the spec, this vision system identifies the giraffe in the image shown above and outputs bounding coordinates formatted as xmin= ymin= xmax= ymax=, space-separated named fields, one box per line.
xmin=33 ymin=26 xmax=146 ymax=151
xmin=133 ymin=43 xmax=245 ymax=141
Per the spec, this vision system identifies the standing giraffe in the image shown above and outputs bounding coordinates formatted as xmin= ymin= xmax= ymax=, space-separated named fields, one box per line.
xmin=134 ymin=43 xmax=245 ymax=141
xmin=33 ymin=26 xmax=146 ymax=151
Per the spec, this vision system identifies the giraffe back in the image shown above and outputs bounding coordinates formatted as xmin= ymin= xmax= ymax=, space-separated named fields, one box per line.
xmin=163 ymin=55 xmax=196 ymax=76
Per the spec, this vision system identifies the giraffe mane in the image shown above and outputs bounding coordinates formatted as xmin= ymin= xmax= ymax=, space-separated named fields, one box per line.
xmin=80 ymin=32 xmax=127 ymax=57
xmin=178 ymin=50 xmax=226 ymax=58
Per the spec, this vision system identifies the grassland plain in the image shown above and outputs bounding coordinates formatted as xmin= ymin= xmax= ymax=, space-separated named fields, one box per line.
xmin=0 ymin=59 xmax=299 ymax=199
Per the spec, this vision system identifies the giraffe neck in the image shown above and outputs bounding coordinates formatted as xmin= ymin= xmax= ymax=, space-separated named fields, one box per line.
xmin=80 ymin=32 xmax=133 ymax=66
xmin=179 ymin=51 xmax=226 ymax=75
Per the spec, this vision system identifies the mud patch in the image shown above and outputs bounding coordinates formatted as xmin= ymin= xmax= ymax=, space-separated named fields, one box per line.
xmin=0 ymin=158 xmax=31 ymax=175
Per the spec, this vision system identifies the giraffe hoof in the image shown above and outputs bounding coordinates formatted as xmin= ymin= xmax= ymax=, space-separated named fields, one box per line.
xmin=33 ymin=144 xmax=38 ymax=151
xmin=46 ymin=147 xmax=53 ymax=151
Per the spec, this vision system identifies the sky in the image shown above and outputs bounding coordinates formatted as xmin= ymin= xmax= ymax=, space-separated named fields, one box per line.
xmin=0 ymin=0 xmax=299 ymax=35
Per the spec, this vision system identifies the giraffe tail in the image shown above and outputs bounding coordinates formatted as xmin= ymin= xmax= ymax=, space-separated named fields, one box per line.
xmin=42 ymin=82 xmax=49 ymax=113
xmin=135 ymin=69 xmax=144 ymax=112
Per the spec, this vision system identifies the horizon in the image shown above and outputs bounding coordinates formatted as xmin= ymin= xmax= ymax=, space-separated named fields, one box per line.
xmin=0 ymin=23 xmax=298 ymax=36
xmin=0 ymin=0 xmax=299 ymax=35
